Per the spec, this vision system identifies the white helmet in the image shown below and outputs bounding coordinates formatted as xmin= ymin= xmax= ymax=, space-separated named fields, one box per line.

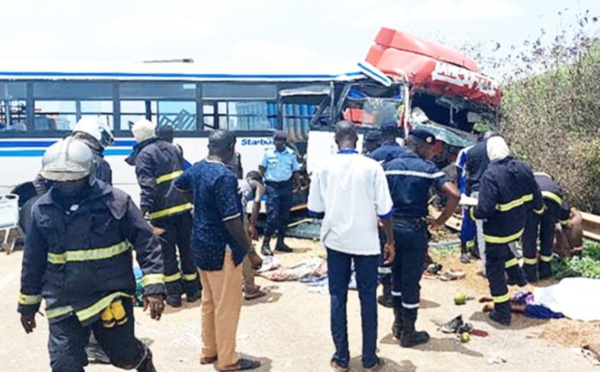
xmin=72 ymin=116 xmax=114 ymax=148
xmin=40 ymin=137 xmax=95 ymax=184
xmin=131 ymin=118 xmax=156 ymax=143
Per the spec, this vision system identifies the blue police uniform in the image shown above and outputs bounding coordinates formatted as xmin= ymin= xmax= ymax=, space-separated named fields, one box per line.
xmin=260 ymin=143 xmax=299 ymax=250
xmin=471 ymin=156 xmax=544 ymax=324
xmin=522 ymin=173 xmax=570 ymax=281
xmin=456 ymin=147 xmax=477 ymax=256
xmin=369 ymin=141 xmax=405 ymax=165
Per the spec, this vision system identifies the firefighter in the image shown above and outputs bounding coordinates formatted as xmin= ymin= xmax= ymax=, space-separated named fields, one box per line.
xmin=470 ymin=136 xmax=544 ymax=326
xmin=384 ymin=128 xmax=460 ymax=347
xmin=127 ymin=119 xmax=200 ymax=308
xmin=18 ymin=137 xmax=165 ymax=372
xmin=522 ymin=172 xmax=570 ymax=282
xmin=455 ymin=144 xmax=477 ymax=264
xmin=33 ymin=116 xmax=115 ymax=196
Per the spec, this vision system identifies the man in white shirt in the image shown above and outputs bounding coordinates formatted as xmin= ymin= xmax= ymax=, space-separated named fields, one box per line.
xmin=308 ymin=121 xmax=395 ymax=372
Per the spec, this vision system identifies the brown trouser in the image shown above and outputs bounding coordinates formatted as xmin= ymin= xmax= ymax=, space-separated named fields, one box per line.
xmin=199 ymin=251 xmax=243 ymax=369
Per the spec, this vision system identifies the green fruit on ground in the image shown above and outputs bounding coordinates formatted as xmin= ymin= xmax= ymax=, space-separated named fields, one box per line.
xmin=454 ymin=292 xmax=467 ymax=305
xmin=460 ymin=332 xmax=470 ymax=343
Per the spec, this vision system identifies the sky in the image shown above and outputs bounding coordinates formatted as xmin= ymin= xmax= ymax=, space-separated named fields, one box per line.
xmin=1 ymin=0 xmax=599 ymax=78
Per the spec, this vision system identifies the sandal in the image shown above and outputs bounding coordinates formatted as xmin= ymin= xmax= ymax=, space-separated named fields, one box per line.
xmin=200 ymin=355 xmax=217 ymax=365
xmin=363 ymin=358 xmax=385 ymax=372
xmin=244 ymin=288 xmax=267 ymax=300
xmin=331 ymin=360 xmax=349 ymax=372
xmin=218 ymin=358 xmax=261 ymax=371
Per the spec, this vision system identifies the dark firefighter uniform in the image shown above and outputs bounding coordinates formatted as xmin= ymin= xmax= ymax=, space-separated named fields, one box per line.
xmin=522 ymin=172 xmax=570 ymax=281
xmin=18 ymin=182 xmax=165 ymax=371
xmin=384 ymin=144 xmax=450 ymax=339
xmin=126 ymin=137 xmax=200 ymax=305
xmin=470 ymin=154 xmax=544 ymax=325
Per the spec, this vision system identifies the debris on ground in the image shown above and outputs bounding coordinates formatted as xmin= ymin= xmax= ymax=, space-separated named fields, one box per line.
xmin=258 ymin=258 xmax=327 ymax=282
xmin=486 ymin=356 xmax=507 ymax=365
xmin=572 ymin=346 xmax=600 ymax=367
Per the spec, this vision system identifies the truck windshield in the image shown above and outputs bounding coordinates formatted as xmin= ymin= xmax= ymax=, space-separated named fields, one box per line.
xmin=343 ymin=97 xmax=404 ymax=129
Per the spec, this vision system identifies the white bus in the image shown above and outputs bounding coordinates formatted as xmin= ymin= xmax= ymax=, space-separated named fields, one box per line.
xmin=0 ymin=62 xmax=407 ymax=221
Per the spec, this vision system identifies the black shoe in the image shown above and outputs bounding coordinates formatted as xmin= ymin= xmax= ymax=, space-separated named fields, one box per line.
xmin=460 ymin=253 xmax=471 ymax=264
xmin=275 ymin=242 xmax=293 ymax=253
xmin=166 ymin=295 xmax=182 ymax=308
xmin=137 ymin=348 xmax=157 ymax=372
xmin=261 ymin=244 xmax=273 ymax=256
xmin=186 ymin=289 xmax=201 ymax=303
xmin=392 ymin=322 xmax=403 ymax=340
xmin=377 ymin=295 xmax=394 ymax=308
xmin=489 ymin=311 xmax=511 ymax=326
xmin=440 ymin=315 xmax=464 ymax=334
xmin=400 ymin=330 xmax=430 ymax=347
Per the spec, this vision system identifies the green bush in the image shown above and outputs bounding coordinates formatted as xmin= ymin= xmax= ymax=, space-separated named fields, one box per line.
xmin=552 ymin=240 xmax=600 ymax=279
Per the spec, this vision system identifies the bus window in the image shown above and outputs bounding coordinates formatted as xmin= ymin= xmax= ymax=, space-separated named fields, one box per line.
xmin=34 ymin=101 xmax=77 ymax=131
xmin=157 ymin=101 xmax=197 ymax=131
xmin=120 ymin=100 xmax=197 ymax=131
xmin=81 ymin=101 xmax=114 ymax=129
xmin=210 ymin=101 xmax=276 ymax=131
xmin=282 ymin=104 xmax=316 ymax=141
xmin=0 ymin=100 xmax=27 ymax=131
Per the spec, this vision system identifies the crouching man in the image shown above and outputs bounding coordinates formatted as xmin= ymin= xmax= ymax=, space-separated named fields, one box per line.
xmin=18 ymin=138 xmax=166 ymax=372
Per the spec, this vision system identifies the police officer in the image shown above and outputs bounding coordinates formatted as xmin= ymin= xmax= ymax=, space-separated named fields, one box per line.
xmin=522 ymin=172 xmax=570 ymax=282
xmin=33 ymin=117 xmax=115 ymax=197
xmin=368 ymin=120 xmax=405 ymax=164
xmin=470 ymin=136 xmax=544 ymax=326
xmin=18 ymin=137 xmax=165 ymax=372
xmin=127 ymin=119 xmax=200 ymax=308
xmin=455 ymin=144 xmax=477 ymax=264
xmin=362 ymin=129 xmax=383 ymax=156
xmin=384 ymin=128 xmax=460 ymax=347
xmin=258 ymin=130 xmax=301 ymax=256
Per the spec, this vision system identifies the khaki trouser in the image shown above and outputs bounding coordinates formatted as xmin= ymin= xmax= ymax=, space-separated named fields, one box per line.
xmin=199 ymin=251 xmax=243 ymax=369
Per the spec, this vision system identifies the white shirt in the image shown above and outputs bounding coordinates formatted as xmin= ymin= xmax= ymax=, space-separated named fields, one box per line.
xmin=307 ymin=150 xmax=393 ymax=255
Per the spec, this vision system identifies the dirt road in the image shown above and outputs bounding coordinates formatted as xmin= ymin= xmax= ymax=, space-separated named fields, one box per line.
xmin=0 ymin=239 xmax=596 ymax=371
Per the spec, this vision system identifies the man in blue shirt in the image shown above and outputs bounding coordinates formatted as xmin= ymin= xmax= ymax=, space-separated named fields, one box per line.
xmin=368 ymin=120 xmax=405 ymax=165
xmin=384 ymin=128 xmax=459 ymax=348
xmin=259 ymin=130 xmax=301 ymax=256
xmin=175 ymin=130 xmax=262 ymax=371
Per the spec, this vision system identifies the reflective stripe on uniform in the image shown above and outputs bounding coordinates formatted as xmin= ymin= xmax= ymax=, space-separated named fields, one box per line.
xmin=469 ymin=207 xmax=476 ymax=221
xmin=391 ymin=291 xmax=402 ymax=297
xmin=19 ymin=293 xmax=42 ymax=306
xmin=523 ymin=257 xmax=538 ymax=265
xmin=540 ymin=255 xmax=553 ymax=263
xmin=156 ymin=171 xmax=184 ymax=185
xmin=493 ymin=293 xmax=510 ymax=303
xmin=384 ymin=170 xmax=446 ymax=179
xmin=505 ymin=258 xmax=519 ymax=269
xmin=541 ymin=191 xmax=562 ymax=206
xmin=47 ymin=241 xmax=130 ymax=264
xmin=47 ymin=305 xmax=74 ymax=319
xmin=484 ymin=229 xmax=524 ymax=244
xmin=534 ymin=206 xmax=545 ymax=215
xmin=164 ymin=272 xmax=182 ymax=283
xmin=148 ymin=203 xmax=193 ymax=220
xmin=495 ymin=194 xmax=533 ymax=212
xmin=183 ymin=272 xmax=198 ymax=281
xmin=560 ymin=220 xmax=569 ymax=226
xmin=466 ymin=240 xmax=475 ymax=248
xmin=402 ymin=302 xmax=419 ymax=309
xmin=141 ymin=273 xmax=164 ymax=287
xmin=76 ymin=292 xmax=132 ymax=323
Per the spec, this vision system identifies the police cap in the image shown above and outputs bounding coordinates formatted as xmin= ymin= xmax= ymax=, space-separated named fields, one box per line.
xmin=409 ymin=128 xmax=436 ymax=144
xmin=273 ymin=130 xmax=288 ymax=140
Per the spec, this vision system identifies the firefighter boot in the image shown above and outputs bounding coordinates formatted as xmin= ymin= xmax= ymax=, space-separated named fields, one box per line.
xmin=489 ymin=302 xmax=511 ymax=326
xmin=538 ymin=262 xmax=552 ymax=280
xmin=377 ymin=279 xmax=393 ymax=308
xmin=506 ymin=266 xmax=528 ymax=287
xmin=261 ymin=239 xmax=273 ymax=256
xmin=183 ymin=276 xmax=201 ymax=303
xmin=392 ymin=306 xmax=403 ymax=340
xmin=400 ymin=318 xmax=430 ymax=348
xmin=460 ymin=242 xmax=470 ymax=264
xmin=523 ymin=263 xmax=538 ymax=283
xmin=137 ymin=348 xmax=157 ymax=372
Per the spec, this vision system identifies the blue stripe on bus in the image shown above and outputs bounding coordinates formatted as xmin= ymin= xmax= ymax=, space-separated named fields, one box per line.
xmin=0 ymin=71 xmax=364 ymax=79
xmin=0 ymin=140 xmax=136 ymax=148
xmin=0 ymin=149 xmax=132 ymax=157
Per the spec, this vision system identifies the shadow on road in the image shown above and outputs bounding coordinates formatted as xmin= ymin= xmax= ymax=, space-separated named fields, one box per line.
xmin=349 ymin=356 xmax=417 ymax=371
xmin=469 ymin=311 xmax=548 ymax=330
